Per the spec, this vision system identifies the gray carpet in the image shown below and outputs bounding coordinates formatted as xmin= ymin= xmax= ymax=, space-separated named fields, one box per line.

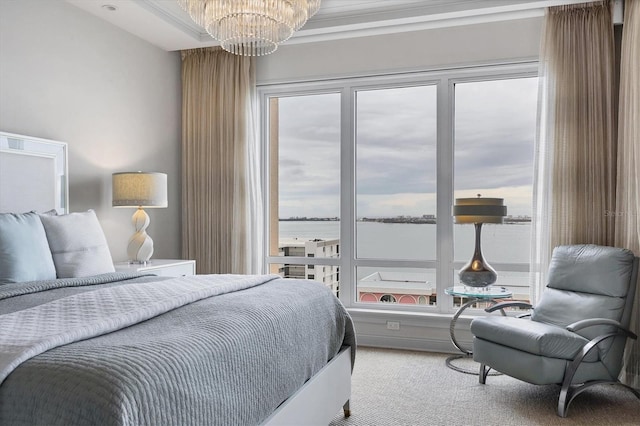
xmin=330 ymin=347 xmax=639 ymax=426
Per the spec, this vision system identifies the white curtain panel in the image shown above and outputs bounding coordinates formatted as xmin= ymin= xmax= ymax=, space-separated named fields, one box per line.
xmin=181 ymin=48 xmax=263 ymax=274
xmin=529 ymin=27 xmax=556 ymax=303
xmin=616 ymin=0 xmax=640 ymax=389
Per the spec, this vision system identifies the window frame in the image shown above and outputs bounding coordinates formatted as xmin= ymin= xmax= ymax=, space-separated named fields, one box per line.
xmin=259 ymin=61 xmax=537 ymax=315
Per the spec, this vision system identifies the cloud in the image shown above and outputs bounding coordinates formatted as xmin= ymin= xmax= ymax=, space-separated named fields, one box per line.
xmin=273 ymin=76 xmax=538 ymax=218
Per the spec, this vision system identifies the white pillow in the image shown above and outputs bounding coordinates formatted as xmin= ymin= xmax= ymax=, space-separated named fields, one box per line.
xmin=40 ymin=210 xmax=115 ymax=278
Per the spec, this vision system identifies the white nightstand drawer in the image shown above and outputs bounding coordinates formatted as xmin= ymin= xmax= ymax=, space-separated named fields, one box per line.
xmin=147 ymin=262 xmax=195 ymax=277
xmin=114 ymin=259 xmax=196 ymax=277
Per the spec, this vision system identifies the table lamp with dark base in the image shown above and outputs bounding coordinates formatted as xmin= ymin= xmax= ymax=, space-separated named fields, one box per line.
xmin=453 ymin=195 xmax=506 ymax=288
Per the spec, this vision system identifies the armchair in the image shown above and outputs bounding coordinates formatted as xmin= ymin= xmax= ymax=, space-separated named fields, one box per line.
xmin=470 ymin=244 xmax=639 ymax=417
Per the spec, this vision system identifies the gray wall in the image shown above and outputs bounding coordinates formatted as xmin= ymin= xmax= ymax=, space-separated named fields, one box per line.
xmin=257 ymin=17 xmax=542 ymax=83
xmin=0 ymin=0 xmax=182 ymax=262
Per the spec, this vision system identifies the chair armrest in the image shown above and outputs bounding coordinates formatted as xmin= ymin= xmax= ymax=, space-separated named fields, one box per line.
xmin=567 ymin=318 xmax=638 ymax=339
xmin=485 ymin=301 xmax=533 ymax=313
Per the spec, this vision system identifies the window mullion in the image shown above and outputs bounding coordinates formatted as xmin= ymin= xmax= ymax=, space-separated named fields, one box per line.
xmin=339 ymin=85 xmax=356 ymax=308
xmin=435 ymin=77 xmax=455 ymax=314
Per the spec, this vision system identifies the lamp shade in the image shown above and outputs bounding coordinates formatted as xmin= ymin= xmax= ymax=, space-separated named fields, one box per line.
xmin=453 ymin=197 xmax=506 ymax=224
xmin=112 ymin=172 xmax=168 ymax=208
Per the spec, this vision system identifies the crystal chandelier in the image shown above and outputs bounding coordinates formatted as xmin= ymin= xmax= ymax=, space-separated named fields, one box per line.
xmin=178 ymin=0 xmax=321 ymax=56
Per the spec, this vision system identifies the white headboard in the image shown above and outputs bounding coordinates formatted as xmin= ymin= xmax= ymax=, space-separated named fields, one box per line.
xmin=0 ymin=131 xmax=69 ymax=214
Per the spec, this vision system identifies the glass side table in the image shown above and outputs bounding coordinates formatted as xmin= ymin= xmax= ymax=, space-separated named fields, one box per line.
xmin=445 ymin=285 xmax=512 ymax=374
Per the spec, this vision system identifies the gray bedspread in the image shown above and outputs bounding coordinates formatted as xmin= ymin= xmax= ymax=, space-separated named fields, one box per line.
xmin=0 ymin=273 xmax=355 ymax=425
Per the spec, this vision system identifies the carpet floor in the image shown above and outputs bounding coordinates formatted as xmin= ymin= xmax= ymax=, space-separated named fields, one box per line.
xmin=329 ymin=347 xmax=639 ymax=426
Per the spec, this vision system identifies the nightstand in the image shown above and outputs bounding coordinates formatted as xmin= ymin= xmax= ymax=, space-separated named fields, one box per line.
xmin=114 ymin=259 xmax=196 ymax=277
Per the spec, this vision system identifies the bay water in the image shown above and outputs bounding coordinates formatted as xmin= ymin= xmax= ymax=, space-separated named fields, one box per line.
xmin=279 ymin=221 xmax=531 ymax=290
xmin=279 ymin=221 xmax=530 ymax=262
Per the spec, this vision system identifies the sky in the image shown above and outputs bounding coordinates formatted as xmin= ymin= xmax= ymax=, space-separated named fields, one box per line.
xmin=276 ymin=77 xmax=539 ymax=219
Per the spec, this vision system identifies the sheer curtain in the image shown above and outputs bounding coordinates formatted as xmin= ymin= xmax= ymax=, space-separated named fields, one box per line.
xmin=616 ymin=0 xmax=640 ymax=389
xmin=181 ymin=47 xmax=263 ymax=274
xmin=530 ymin=0 xmax=616 ymax=300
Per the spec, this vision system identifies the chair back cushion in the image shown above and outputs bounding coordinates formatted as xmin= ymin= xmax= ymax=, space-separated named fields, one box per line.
xmin=546 ymin=245 xmax=635 ymax=297
xmin=532 ymin=244 xmax=636 ymax=343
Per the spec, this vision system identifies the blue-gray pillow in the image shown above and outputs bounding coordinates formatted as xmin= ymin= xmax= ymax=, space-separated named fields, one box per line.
xmin=40 ymin=210 xmax=115 ymax=278
xmin=0 ymin=212 xmax=57 ymax=284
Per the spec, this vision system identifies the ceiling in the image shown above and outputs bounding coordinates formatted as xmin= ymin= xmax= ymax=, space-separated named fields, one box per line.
xmin=65 ymin=0 xmax=590 ymax=52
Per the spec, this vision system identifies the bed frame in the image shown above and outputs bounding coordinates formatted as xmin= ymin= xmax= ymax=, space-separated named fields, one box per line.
xmin=0 ymin=130 xmax=352 ymax=425
xmin=0 ymin=131 xmax=68 ymax=214
xmin=264 ymin=347 xmax=352 ymax=425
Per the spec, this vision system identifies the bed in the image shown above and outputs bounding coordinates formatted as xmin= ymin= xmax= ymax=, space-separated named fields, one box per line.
xmin=0 ymin=131 xmax=355 ymax=426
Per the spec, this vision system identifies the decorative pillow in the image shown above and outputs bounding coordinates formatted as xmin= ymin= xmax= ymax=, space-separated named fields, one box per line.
xmin=40 ymin=210 xmax=115 ymax=278
xmin=0 ymin=212 xmax=57 ymax=284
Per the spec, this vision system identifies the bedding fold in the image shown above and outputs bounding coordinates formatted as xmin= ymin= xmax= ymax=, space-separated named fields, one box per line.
xmin=0 ymin=272 xmax=151 ymax=300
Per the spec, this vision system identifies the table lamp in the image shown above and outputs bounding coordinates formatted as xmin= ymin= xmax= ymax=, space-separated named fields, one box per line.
xmin=453 ymin=195 xmax=506 ymax=288
xmin=112 ymin=172 xmax=167 ymax=263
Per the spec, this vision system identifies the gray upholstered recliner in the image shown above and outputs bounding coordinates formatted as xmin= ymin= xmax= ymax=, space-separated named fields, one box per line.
xmin=470 ymin=244 xmax=640 ymax=417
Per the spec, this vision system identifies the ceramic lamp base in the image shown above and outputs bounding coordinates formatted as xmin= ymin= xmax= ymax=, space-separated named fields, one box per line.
xmin=127 ymin=207 xmax=154 ymax=262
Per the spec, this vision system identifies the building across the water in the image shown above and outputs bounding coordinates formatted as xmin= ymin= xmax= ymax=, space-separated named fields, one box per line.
xmin=279 ymin=238 xmax=340 ymax=296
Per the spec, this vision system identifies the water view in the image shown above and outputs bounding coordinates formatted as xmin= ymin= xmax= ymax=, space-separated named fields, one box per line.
xmin=280 ymin=220 xmax=530 ymax=263
xmin=279 ymin=220 xmax=531 ymax=300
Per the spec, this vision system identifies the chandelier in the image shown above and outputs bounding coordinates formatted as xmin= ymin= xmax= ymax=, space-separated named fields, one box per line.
xmin=178 ymin=0 xmax=321 ymax=56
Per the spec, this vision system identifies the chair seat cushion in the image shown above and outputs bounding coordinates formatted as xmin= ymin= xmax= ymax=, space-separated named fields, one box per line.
xmin=471 ymin=316 xmax=596 ymax=361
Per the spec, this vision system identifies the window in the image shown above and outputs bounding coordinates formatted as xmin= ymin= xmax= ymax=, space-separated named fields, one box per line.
xmin=265 ymin=92 xmax=341 ymax=288
xmin=355 ymin=84 xmax=438 ymax=304
xmin=453 ymin=77 xmax=537 ymax=302
xmin=261 ymin=63 xmax=538 ymax=314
